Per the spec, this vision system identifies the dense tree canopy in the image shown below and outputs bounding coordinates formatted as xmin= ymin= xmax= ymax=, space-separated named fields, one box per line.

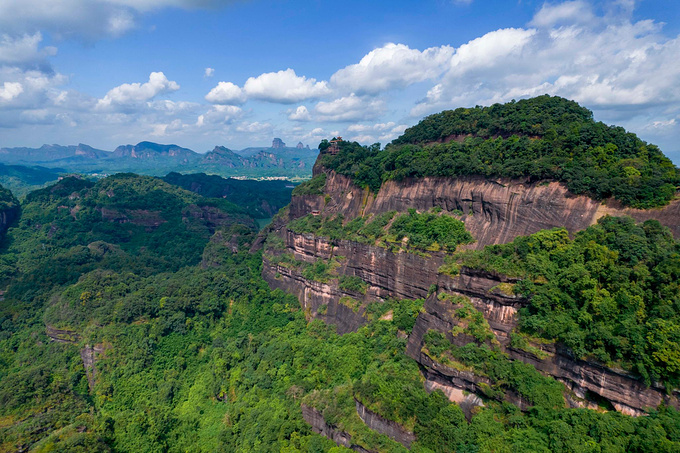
xmin=455 ymin=216 xmax=680 ymax=387
xmin=320 ymin=96 xmax=680 ymax=208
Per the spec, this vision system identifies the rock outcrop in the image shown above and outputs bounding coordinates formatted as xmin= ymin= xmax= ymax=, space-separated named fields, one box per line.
xmin=355 ymin=400 xmax=415 ymax=448
xmin=300 ymin=405 xmax=372 ymax=453
xmin=405 ymin=270 xmax=680 ymax=416
xmin=266 ymin=158 xmax=680 ymax=424
xmin=292 ymin=171 xmax=680 ymax=249
xmin=45 ymin=325 xmax=108 ymax=392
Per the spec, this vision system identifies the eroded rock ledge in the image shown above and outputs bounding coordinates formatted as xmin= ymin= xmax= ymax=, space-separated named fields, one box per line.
xmin=291 ymin=171 xmax=680 ymax=249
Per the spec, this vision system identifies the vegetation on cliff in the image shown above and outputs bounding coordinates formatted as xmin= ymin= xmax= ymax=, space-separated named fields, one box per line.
xmin=1 ymin=176 xmax=680 ymax=452
xmin=320 ymin=95 xmax=679 ymax=208
xmin=288 ymin=208 xmax=473 ymax=253
xmin=454 ymin=216 xmax=680 ymax=387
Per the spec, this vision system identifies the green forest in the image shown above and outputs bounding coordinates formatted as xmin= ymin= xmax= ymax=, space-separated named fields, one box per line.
xmin=1 ymin=174 xmax=678 ymax=452
xmin=319 ymin=96 xmax=680 ymax=208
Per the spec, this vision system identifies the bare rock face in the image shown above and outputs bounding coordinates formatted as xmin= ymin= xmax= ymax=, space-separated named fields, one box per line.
xmin=355 ymin=400 xmax=415 ymax=448
xmin=292 ymin=171 xmax=680 ymax=249
xmin=406 ymin=271 xmax=680 ymax=417
xmin=300 ymin=405 xmax=372 ymax=453
xmin=45 ymin=325 xmax=108 ymax=392
xmin=0 ymin=203 xmax=19 ymax=237
xmin=262 ymin=230 xmax=442 ymax=333
xmin=269 ymin=167 xmax=680 ymax=420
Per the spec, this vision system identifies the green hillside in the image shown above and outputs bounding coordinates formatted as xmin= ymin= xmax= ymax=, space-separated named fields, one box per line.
xmin=320 ymin=95 xmax=680 ymax=208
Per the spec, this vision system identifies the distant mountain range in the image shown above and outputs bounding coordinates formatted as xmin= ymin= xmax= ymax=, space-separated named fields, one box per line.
xmin=0 ymin=140 xmax=318 ymax=180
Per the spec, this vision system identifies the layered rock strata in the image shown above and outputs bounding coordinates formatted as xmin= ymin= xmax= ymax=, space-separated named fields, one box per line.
xmin=292 ymin=171 xmax=680 ymax=249
xmin=406 ymin=271 xmax=680 ymax=417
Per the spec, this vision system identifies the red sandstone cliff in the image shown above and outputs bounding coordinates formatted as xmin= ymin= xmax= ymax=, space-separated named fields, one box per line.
xmin=262 ymin=164 xmax=680 ymax=420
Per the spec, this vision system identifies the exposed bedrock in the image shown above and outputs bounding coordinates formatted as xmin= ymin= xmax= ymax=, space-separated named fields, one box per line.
xmin=292 ymin=171 xmax=680 ymax=249
xmin=300 ymin=404 xmax=372 ymax=453
xmin=406 ymin=283 xmax=680 ymax=416
xmin=272 ymin=169 xmax=680 ymax=419
xmin=355 ymin=399 xmax=415 ymax=448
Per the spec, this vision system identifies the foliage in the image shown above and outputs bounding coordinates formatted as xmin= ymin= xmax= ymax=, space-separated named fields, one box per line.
xmin=163 ymin=172 xmax=294 ymax=219
xmin=288 ymin=209 xmax=472 ymax=252
xmin=291 ymin=173 xmax=327 ymax=196
xmin=389 ymin=208 xmax=474 ymax=251
xmin=320 ymin=96 xmax=680 ymax=208
xmin=456 ymin=215 xmax=680 ymax=387
xmin=1 ymin=177 xmax=680 ymax=452
xmin=338 ymin=275 xmax=369 ymax=295
xmin=423 ymin=330 xmax=565 ymax=410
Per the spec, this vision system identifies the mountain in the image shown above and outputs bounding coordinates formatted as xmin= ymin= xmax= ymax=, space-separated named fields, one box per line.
xmin=0 ymin=141 xmax=318 ymax=181
xmin=163 ymin=171 xmax=294 ymax=218
xmin=0 ymin=163 xmax=63 ymax=198
xmin=2 ymin=97 xmax=680 ymax=452
xmin=0 ymin=143 xmax=110 ymax=163
xmin=260 ymin=96 xmax=680 ymax=449
xmin=201 ymin=145 xmax=246 ymax=167
xmin=112 ymin=141 xmax=199 ymax=162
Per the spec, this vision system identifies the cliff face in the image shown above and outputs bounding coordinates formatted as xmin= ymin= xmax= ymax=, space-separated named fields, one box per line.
xmin=262 ymin=229 xmax=441 ymax=334
xmin=407 ymin=270 xmax=680 ymax=416
xmin=292 ymin=171 xmax=680 ymax=249
xmin=0 ymin=203 xmax=19 ymax=236
xmin=266 ymin=165 xmax=680 ymax=424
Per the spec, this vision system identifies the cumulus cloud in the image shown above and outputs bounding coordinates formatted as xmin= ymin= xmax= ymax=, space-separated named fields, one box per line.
xmin=288 ymin=105 xmax=311 ymax=121
xmin=196 ymin=104 xmax=243 ymax=127
xmin=97 ymin=72 xmax=179 ymax=109
xmin=412 ymin=4 xmax=680 ymax=125
xmin=315 ymin=94 xmax=385 ymax=122
xmin=346 ymin=122 xmax=409 ymax=143
xmin=0 ymin=81 xmax=23 ymax=102
xmin=0 ymin=33 xmax=57 ymax=70
xmin=331 ymin=43 xmax=454 ymax=95
xmin=205 ymin=81 xmax=245 ymax=105
xmin=204 ymin=67 xmax=214 ymax=78
xmin=243 ymin=68 xmax=330 ymax=104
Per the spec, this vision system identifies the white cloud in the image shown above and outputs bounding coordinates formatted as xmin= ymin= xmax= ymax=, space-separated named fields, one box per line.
xmin=97 ymin=72 xmax=179 ymax=109
xmin=346 ymin=122 xmax=408 ymax=144
xmin=243 ymin=68 xmax=330 ymax=104
xmin=0 ymin=82 xmax=23 ymax=101
xmin=315 ymin=94 xmax=385 ymax=122
xmin=448 ymin=28 xmax=536 ymax=76
xmin=331 ymin=43 xmax=454 ymax=95
xmin=412 ymin=5 xmax=680 ymax=125
xmin=288 ymin=105 xmax=311 ymax=121
xmin=0 ymin=0 xmax=241 ymax=40
xmin=530 ymin=1 xmax=595 ymax=28
xmin=300 ymin=127 xmax=339 ymax=144
xmin=205 ymin=81 xmax=245 ymax=105
xmin=196 ymin=104 xmax=243 ymax=127
xmin=650 ymin=119 xmax=677 ymax=129
xmin=0 ymin=33 xmax=57 ymax=68
xmin=235 ymin=121 xmax=273 ymax=134
xmin=204 ymin=67 xmax=215 ymax=78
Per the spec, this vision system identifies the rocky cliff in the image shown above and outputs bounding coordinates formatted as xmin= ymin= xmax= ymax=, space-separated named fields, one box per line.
xmin=406 ymin=269 xmax=680 ymax=416
xmin=264 ymin=157 xmax=680 ymax=436
xmin=291 ymin=171 xmax=680 ymax=249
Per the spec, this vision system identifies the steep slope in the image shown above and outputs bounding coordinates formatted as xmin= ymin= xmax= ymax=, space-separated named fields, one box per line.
xmin=0 ymin=183 xmax=19 ymax=236
xmin=262 ymin=96 xmax=680 ymax=421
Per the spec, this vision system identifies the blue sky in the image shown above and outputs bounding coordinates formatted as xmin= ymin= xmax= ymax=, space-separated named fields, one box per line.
xmin=0 ymin=0 xmax=679 ymax=163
